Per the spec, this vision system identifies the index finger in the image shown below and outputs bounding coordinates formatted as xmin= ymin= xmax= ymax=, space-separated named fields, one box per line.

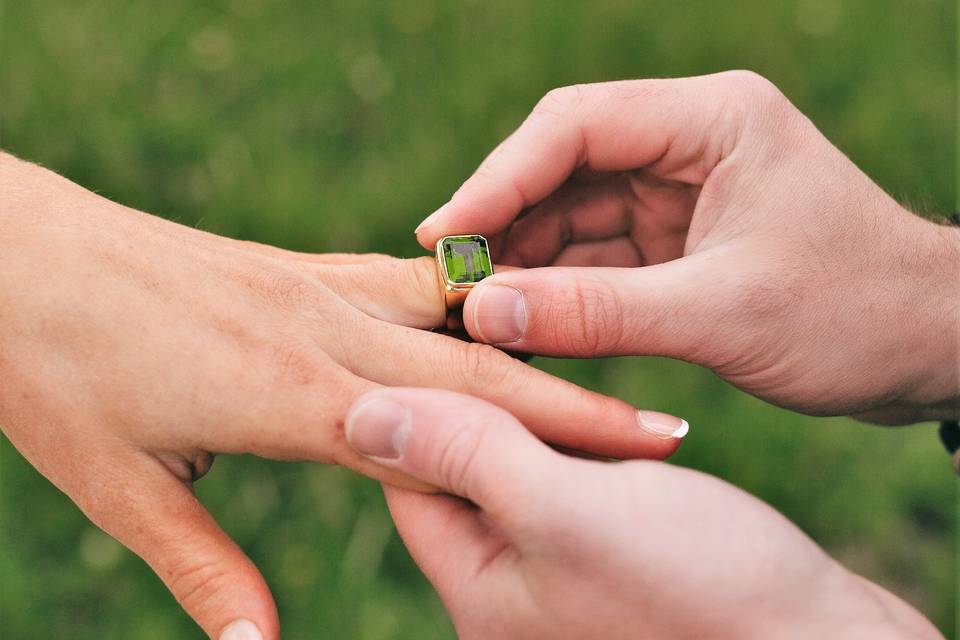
xmin=344 ymin=314 xmax=685 ymax=461
xmin=415 ymin=71 xmax=765 ymax=249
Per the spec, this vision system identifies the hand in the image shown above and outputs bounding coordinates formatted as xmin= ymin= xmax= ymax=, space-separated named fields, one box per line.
xmin=0 ymin=153 xmax=682 ymax=639
xmin=345 ymin=388 xmax=944 ymax=640
xmin=415 ymin=71 xmax=960 ymax=423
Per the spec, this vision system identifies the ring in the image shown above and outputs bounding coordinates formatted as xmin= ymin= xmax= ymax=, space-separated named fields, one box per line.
xmin=435 ymin=234 xmax=494 ymax=321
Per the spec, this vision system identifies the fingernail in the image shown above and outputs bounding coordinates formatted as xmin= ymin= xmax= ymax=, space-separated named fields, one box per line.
xmin=346 ymin=397 xmax=412 ymax=459
xmin=220 ymin=619 xmax=262 ymax=640
xmin=415 ymin=202 xmax=449 ymax=234
xmin=473 ymin=284 xmax=527 ymax=344
xmin=636 ymin=410 xmax=689 ymax=439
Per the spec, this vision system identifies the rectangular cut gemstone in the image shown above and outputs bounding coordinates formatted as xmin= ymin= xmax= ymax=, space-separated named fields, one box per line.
xmin=441 ymin=235 xmax=493 ymax=285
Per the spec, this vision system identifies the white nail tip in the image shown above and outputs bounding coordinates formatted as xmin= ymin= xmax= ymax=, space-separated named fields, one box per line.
xmin=220 ymin=619 xmax=263 ymax=640
xmin=672 ymin=419 xmax=689 ymax=439
xmin=636 ymin=410 xmax=689 ymax=439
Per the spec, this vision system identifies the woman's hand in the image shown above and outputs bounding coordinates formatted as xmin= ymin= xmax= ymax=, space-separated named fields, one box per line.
xmin=346 ymin=388 xmax=944 ymax=640
xmin=416 ymin=71 xmax=960 ymax=423
xmin=0 ymin=153 xmax=682 ymax=639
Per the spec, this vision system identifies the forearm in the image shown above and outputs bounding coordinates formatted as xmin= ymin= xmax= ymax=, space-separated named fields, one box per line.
xmin=0 ymin=153 xmax=98 ymax=450
xmin=0 ymin=150 xmax=156 ymax=243
xmin=0 ymin=152 xmax=159 ymax=447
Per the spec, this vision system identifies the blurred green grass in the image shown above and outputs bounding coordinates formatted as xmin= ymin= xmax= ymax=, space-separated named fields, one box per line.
xmin=0 ymin=1 xmax=955 ymax=637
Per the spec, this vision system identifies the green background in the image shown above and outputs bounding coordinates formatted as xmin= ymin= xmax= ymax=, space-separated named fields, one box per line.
xmin=0 ymin=1 xmax=956 ymax=638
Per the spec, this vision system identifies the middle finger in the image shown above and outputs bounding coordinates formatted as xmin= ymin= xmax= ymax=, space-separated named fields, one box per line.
xmin=344 ymin=317 xmax=682 ymax=461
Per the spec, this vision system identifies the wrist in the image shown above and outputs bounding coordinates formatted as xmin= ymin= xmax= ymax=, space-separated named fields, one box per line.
xmin=835 ymin=573 xmax=944 ymax=640
xmin=755 ymin=565 xmax=942 ymax=640
xmin=929 ymin=219 xmax=960 ymax=416
xmin=900 ymin=216 xmax=960 ymax=422
xmin=857 ymin=211 xmax=960 ymax=425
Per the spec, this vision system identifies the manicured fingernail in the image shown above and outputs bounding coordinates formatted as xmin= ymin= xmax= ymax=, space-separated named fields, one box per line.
xmin=415 ymin=202 xmax=449 ymax=234
xmin=220 ymin=619 xmax=262 ymax=640
xmin=636 ymin=410 xmax=689 ymax=439
xmin=472 ymin=284 xmax=527 ymax=344
xmin=346 ymin=397 xmax=412 ymax=459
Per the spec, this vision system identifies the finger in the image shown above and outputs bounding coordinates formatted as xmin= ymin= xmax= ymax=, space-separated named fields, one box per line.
xmin=500 ymin=173 xmax=694 ymax=268
xmin=296 ymin=252 xmax=393 ymax=264
xmin=375 ymin=391 xmax=555 ymax=613
xmin=382 ymin=485 xmax=498 ymax=598
xmin=345 ymin=317 xmax=685 ymax=459
xmin=312 ymin=256 xmax=446 ymax=329
xmin=500 ymin=176 xmax=634 ymax=267
xmin=227 ymin=236 xmax=392 ymax=265
xmin=463 ymin=253 xmax=728 ymax=364
xmin=624 ymin=170 xmax=699 ymax=265
xmin=552 ymin=238 xmax=642 ymax=267
xmin=312 ymin=256 xmax=522 ymax=330
xmin=203 ymin=367 xmax=438 ymax=493
xmin=347 ymin=388 xmax=559 ymax=522
xmin=416 ymin=72 xmax=756 ymax=247
xmin=75 ymin=449 xmax=278 ymax=640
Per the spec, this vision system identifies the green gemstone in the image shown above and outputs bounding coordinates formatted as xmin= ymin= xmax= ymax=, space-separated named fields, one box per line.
xmin=440 ymin=235 xmax=493 ymax=285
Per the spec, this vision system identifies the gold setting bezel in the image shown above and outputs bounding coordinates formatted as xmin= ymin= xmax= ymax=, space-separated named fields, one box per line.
xmin=435 ymin=234 xmax=492 ymax=293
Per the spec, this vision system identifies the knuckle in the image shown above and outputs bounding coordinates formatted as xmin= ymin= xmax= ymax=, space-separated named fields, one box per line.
xmin=469 ymin=162 xmax=530 ymax=207
xmin=351 ymin=252 xmax=390 ymax=261
xmin=533 ymin=84 xmax=588 ymax=119
xmin=238 ymin=267 xmax=321 ymax=312
xmin=165 ymin=557 xmax=236 ymax=614
xmin=606 ymin=78 xmax=677 ymax=105
xmin=723 ymin=69 xmax=781 ymax=101
xmin=274 ymin=277 xmax=318 ymax=311
xmin=458 ymin=342 xmax=512 ymax=389
xmin=435 ymin=424 xmax=487 ymax=497
xmin=320 ymin=257 xmax=444 ymax=328
xmin=552 ymin=278 xmax=625 ymax=357
xmin=267 ymin=339 xmax=324 ymax=387
xmin=720 ymin=70 xmax=793 ymax=130
xmin=469 ymin=160 xmax=498 ymax=186
xmin=410 ymin=257 xmax=446 ymax=322
xmin=409 ymin=255 xmax=442 ymax=299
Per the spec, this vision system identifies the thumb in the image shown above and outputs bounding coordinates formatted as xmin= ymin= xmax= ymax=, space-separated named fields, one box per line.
xmin=344 ymin=387 xmax=561 ymax=521
xmin=463 ymin=252 xmax=734 ymax=361
xmin=77 ymin=451 xmax=278 ymax=640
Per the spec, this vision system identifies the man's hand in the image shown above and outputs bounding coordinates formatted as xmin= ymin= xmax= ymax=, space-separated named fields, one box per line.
xmin=0 ymin=153 xmax=682 ymax=639
xmin=345 ymin=388 xmax=944 ymax=640
xmin=416 ymin=71 xmax=960 ymax=423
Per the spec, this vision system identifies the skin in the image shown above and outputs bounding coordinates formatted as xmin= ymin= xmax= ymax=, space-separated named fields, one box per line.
xmin=0 ymin=152 xmax=682 ymax=639
xmin=346 ymin=388 xmax=944 ymax=640
xmin=416 ymin=70 xmax=960 ymax=423
xmin=389 ymin=71 xmax=959 ymax=635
